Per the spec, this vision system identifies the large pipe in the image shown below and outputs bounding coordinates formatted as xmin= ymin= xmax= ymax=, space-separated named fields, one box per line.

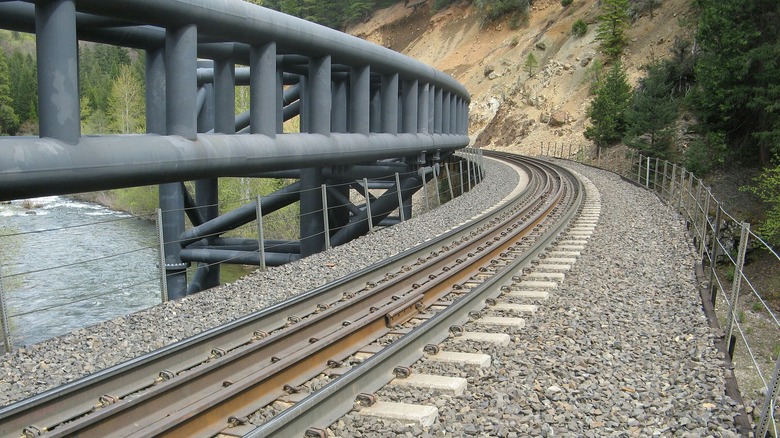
xmin=179 ymin=248 xmax=299 ymax=266
xmin=0 ymin=132 xmax=465 ymax=201
xmin=178 ymin=181 xmax=301 ymax=248
xmin=330 ymin=175 xmax=421 ymax=246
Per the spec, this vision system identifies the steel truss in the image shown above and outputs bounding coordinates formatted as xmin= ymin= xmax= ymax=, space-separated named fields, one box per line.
xmin=0 ymin=0 xmax=471 ymax=298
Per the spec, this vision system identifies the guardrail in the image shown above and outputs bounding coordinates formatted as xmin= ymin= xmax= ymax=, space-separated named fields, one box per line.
xmin=550 ymin=143 xmax=779 ymax=436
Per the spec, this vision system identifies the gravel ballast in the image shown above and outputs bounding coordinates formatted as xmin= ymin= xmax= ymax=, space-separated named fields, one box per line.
xmin=327 ymin=160 xmax=745 ymax=437
xmin=0 ymin=158 xmax=744 ymax=436
xmin=0 ymin=157 xmax=517 ymax=406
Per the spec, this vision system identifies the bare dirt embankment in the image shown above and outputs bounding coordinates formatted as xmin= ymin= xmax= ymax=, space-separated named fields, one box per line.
xmin=348 ymin=0 xmax=696 ymax=154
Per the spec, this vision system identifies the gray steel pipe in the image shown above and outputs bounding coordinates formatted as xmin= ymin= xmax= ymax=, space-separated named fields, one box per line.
xmin=179 ymin=248 xmax=299 ymax=266
xmin=178 ymin=182 xmax=301 ymax=248
xmin=0 ymin=133 xmax=466 ymax=201
xmin=54 ymin=0 xmax=469 ymax=99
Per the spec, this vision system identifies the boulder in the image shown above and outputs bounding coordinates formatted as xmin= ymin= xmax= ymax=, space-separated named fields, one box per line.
xmin=549 ymin=111 xmax=568 ymax=127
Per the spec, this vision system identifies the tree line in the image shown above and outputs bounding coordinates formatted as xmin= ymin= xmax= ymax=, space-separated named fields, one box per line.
xmin=585 ymin=0 xmax=779 ymax=246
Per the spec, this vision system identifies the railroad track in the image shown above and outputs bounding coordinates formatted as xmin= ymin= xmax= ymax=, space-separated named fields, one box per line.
xmin=0 ymin=152 xmax=587 ymax=438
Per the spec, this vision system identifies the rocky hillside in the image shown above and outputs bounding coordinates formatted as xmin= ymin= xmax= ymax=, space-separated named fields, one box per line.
xmin=348 ymin=0 xmax=696 ymax=154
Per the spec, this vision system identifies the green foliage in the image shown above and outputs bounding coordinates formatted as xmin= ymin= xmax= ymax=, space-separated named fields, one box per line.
xmin=596 ymin=0 xmax=629 ymax=60
xmin=624 ymin=63 xmax=677 ymax=159
xmin=116 ymin=186 xmax=159 ymax=216
xmin=693 ymin=0 xmax=780 ymax=164
xmin=742 ymin=160 xmax=780 ymax=248
xmin=0 ymin=48 xmax=19 ymax=135
xmin=571 ymin=19 xmax=587 ymax=37
xmin=523 ymin=52 xmax=539 ymax=78
xmin=585 ymin=61 xmax=631 ymax=147
xmin=474 ymin=0 xmax=530 ymax=27
xmin=682 ymin=131 xmax=727 ymax=175
xmin=663 ymin=37 xmax=696 ymax=96
xmin=257 ymin=0 xmax=377 ymax=29
xmin=628 ymin=0 xmax=660 ymax=19
xmin=79 ymin=44 xmax=131 ymax=116
xmin=432 ymin=0 xmax=460 ymax=12
xmin=7 ymin=50 xmax=37 ymax=125
xmin=561 ymin=0 xmax=573 ymax=7
xmin=585 ymin=58 xmax=605 ymax=94
xmin=108 ymin=64 xmax=145 ymax=134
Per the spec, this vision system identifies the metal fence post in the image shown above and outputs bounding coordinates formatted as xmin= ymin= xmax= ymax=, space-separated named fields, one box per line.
xmin=662 ymin=160 xmax=669 ymax=199
xmin=756 ymin=352 xmax=780 ymax=438
xmin=698 ymin=188 xmax=711 ymax=261
xmin=420 ymin=170 xmax=430 ymax=213
xmin=466 ymin=158 xmax=472 ymax=193
xmin=0 ymin=261 xmax=11 ymax=352
xmin=395 ymin=172 xmax=406 ymax=222
xmin=363 ymin=178 xmax=374 ymax=232
xmin=458 ymin=160 xmax=464 ymax=196
xmin=669 ymin=163 xmax=677 ymax=206
xmin=434 ymin=165 xmax=442 ymax=207
xmin=320 ymin=186 xmax=331 ymax=248
xmin=155 ymin=208 xmax=169 ymax=303
xmin=257 ymin=195 xmax=268 ymax=268
xmin=444 ymin=163 xmax=454 ymax=201
xmin=653 ymin=158 xmax=659 ymax=190
xmin=708 ymin=202 xmax=722 ymax=305
xmin=725 ymin=222 xmax=750 ymax=359
xmin=637 ymin=153 xmax=643 ymax=185
xmin=677 ymin=167 xmax=685 ymax=212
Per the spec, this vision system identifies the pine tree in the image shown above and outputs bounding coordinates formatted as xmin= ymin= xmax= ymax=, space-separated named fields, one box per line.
xmin=0 ymin=48 xmax=20 ymax=135
xmin=596 ymin=0 xmax=629 ymax=60
xmin=524 ymin=52 xmax=539 ymax=78
xmin=694 ymin=0 xmax=780 ymax=164
xmin=8 ymin=50 xmax=37 ymax=124
xmin=584 ymin=61 xmax=631 ymax=147
xmin=625 ymin=63 xmax=677 ymax=159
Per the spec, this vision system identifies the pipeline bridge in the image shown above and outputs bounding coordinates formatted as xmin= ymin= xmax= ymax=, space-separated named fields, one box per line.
xmin=0 ymin=0 xmax=472 ymax=300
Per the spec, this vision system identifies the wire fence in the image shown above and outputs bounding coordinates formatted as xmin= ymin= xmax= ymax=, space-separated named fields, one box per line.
xmin=0 ymin=153 xmax=484 ymax=353
xmin=542 ymin=141 xmax=780 ymax=436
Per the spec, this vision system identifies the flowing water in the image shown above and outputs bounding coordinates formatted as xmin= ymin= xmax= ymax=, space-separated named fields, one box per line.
xmin=0 ymin=197 xmax=252 ymax=346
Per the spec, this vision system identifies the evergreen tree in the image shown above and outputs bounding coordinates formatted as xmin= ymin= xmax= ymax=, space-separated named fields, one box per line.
xmin=596 ymin=0 xmax=629 ymax=60
xmin=7 ymin=50 xmax=37 ymax=124
xmin=625 ymin=63 xmax=677 ymax=159
xmin=524 ymin=52 xmax=538 ymax=78
xmin=0 ymin=48 xmax=20 ymax=135
xmin=694 ymin=0 xmax=780 ymax=164
xmin=584 ymin=61 xmax=631 ymax=147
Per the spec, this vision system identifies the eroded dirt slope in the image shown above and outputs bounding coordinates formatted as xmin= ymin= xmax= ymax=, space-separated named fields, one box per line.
xmin=348 ymin=0 xmax=696 ymax=154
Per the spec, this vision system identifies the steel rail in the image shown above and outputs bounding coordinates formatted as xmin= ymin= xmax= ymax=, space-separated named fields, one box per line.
xmin=41 ymin=159 xmax=561 ymax=436
xmin=248 ymin=153 xmax=585 ymax=437
xmin=0 ymin=154 xmax=530 ymax=438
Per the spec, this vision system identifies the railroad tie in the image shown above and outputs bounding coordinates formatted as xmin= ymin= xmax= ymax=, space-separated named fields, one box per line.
xmin=358 ymin=401 xmax=439 ymax=427
xmin=388 ymin=373 xmax=468 ymax=396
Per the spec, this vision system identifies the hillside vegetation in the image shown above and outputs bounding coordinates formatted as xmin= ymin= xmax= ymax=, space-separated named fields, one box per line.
xmin=345 ymin=0 xmax=779 ymax=248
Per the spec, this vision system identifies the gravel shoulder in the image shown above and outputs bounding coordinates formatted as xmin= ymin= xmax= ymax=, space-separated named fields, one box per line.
xmin=328 ymin=159 xmax=745 ymax=437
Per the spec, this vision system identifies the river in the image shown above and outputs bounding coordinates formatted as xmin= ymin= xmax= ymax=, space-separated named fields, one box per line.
xmin=0 ymin=197 xmax=253 ymax=347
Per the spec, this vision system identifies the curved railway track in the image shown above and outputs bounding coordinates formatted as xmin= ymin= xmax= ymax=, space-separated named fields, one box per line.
xmin=0 ymin=152 xmax=587 ymax=438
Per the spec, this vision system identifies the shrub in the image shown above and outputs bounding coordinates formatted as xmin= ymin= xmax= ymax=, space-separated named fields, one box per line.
xmin=682 ymin=131 xmax=728 ymax=175
xmin=474 ymin=0 xmax=530 ymax=27
xmin=571 ymin=18 xmax=587 ymax=37
xmin=742 ymin=159 xmax=780 ymax=248
xmin=561 ymin=0 xmax=573 ymax=7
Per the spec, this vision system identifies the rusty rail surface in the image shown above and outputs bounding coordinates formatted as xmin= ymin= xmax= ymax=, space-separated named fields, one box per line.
xmin=0 ymin=153 xmax=583 ymax=437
